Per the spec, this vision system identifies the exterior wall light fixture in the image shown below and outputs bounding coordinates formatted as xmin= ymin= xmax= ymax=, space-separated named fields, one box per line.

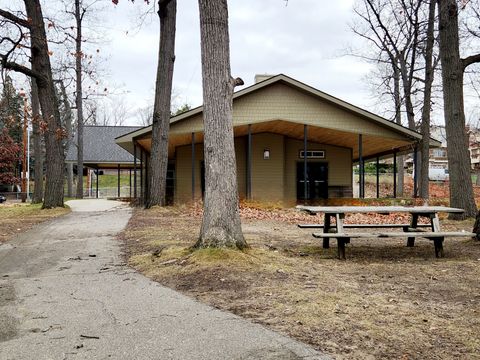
xmin=263 ymin=149 xmax=270 ymax=160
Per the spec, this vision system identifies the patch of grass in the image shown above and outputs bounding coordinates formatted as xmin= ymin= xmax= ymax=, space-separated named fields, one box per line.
xmin=120 ymin=205 xmax=480 ymax=360
xmin=0 ymin=203 xmax=70 ymax=243
xmin=0 ymin=202 xmax=42 ymax=216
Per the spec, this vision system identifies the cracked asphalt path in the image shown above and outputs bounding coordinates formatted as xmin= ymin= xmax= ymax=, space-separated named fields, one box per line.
xmin=0 ymin=199 xmax=329 ymax=360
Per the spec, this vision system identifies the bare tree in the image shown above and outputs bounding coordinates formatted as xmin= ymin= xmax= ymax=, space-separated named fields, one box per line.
xmin=438 ymin=0 xmax=480 ymax=218
xmin=419 ymin=0 xmax=436 ymax=199
xmin=58 ymin=79 xmax=74 ymax=198
xmin=73 ymin=0 xmax=85 ymax=199
xmin=1 ymin=1 xmax=65 ymax=208
xmin=195 ymin=0 xmax=246 ymax=249
xmin=30 ymin=79 xmax=43 ymax=204
xmin=135 ymin=105 xmax=153 ymax=126
xmin=96 ymin=97 xmax=131 ymax=125
xmin=145 ymin=0 xmax=177 ymax=208
xmin=352 ymin=0 xmax=438 ymax=197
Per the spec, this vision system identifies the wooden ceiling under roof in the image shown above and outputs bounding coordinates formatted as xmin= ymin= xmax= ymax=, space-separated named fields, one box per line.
xmin=119 ymin=75 xmax=440 ymax=161
xmin=135 ymin=119 xmax=413 ymax=162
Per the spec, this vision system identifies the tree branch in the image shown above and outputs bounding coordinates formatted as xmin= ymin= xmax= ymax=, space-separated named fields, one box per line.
xmin=462 ymin=53 xmax=480 ymax=70
xmin=1 ymin=59 xmax=44 ymax=82
xmin=0 ymin=9 xmax=31 ymax=28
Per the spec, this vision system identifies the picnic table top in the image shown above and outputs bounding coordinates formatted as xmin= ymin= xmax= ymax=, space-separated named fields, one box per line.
xmin=296 ymin=205 xmax=465 ymax=215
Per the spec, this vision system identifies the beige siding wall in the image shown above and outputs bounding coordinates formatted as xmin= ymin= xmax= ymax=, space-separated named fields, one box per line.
xmin=233 ymin=84 xmax=406 ymax=140
xmin=284 ymin=138 xmax=352 ymax=201
xmin=170 ymin=83 xmax=408 ymax=141
xmin=251 ymin=133 xmax=285 ymax=200
xmin=175 ymin=138 xmax=247 ymax=203
xmin=175 ymin=143 xmax=204 ymax=203
xmin=175 ymin=134 xmax=353 ymax=203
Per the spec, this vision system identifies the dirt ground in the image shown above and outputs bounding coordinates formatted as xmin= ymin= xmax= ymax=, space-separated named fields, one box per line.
xmin=120 ymin=202 xmax=480 ymax=360
xmin=0 ymin=202 xmax=70 ymax=243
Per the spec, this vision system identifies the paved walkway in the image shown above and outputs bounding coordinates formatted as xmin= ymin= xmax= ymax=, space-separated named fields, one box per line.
xmin=0 ymin=199 xmax=329 ymax=360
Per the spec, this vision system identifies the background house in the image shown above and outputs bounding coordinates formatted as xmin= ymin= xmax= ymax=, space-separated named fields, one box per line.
xmin=66 ymin=125 xmax=141 ymax=197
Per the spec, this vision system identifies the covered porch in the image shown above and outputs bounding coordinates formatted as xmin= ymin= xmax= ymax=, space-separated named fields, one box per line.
xmin=116 ymin=74 xmax=441 ymax=205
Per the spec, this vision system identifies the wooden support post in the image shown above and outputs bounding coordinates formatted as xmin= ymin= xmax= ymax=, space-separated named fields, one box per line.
xmin=359 ymin=134 xmax=364 ymax=198
xmin=304 ymin=125 xmax=308 ymax=203
xmin=140 ymin=148 xmax=143 ymax=201
xmin=95 ymin=167 xmax=99 ymax=199
xmin=133 ymin=143 xmax=137 ymax=198
xmin=376 ymin=156 xmax=380 ymax=198
xmin=129 ymin=168 xmax=132 ymax=198
xmin=117 ymin=164 xmax=121 ymax=198
xmin=247 ymin=124 xmax=252 ymax=199
xmin=145 ymin=154 xmax=149 ymax=202
xmin=191 ymin=132 xmax=195 ymax=201
xmin=413 ymin=145 xmax=418 ymax=198
xmin=393 ymin=151 xmax=397 ymax=198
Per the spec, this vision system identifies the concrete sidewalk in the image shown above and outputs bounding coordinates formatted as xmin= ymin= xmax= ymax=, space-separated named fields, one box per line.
xmin=0 ymin=199 xmax=329 ymax=359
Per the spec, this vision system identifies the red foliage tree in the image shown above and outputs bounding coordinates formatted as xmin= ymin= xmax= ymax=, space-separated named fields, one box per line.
xmin=0 ymin=128 xmax=21 ymax=185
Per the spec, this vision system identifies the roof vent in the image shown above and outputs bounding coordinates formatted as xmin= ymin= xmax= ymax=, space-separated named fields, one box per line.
xmin=254 ymin=74 xmax=275 ymax=83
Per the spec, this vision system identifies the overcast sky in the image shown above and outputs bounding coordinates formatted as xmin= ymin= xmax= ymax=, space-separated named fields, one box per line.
xmin=102 ymin=0 xmax=376 ymax=125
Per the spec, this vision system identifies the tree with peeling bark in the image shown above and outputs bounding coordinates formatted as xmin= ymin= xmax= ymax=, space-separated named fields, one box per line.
xmin=195 ymin=0 xmax=247 ymax=249
xmin=30 ymin=79 xmax=44 ymax=204
xmin=438 ymin=0 xmax=480 ymax=219
xmin=146 ymin=0 xmax=177 ymax=208
xmin=0 ymin=1 xmax=65 ymax=209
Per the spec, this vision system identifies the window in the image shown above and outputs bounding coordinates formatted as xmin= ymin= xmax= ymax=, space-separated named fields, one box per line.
xmin=432 ymin=148 xmax=446 ymax=157
xmin=299 ymin=150 xmax=325 ymax=159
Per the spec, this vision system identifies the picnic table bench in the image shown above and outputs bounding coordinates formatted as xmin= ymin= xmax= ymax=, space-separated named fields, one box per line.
xmin=296 ymin=205 xmax=476 ymax=260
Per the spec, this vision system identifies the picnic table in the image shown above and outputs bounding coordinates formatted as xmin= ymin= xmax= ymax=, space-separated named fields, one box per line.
xmin=296 ymin=205 xmax=475 ymax=260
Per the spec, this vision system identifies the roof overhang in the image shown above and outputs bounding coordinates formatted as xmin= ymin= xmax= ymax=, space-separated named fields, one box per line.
xmin=117 ymin=119 xmax=440 ymax=162
xmin=115 ymin=74 xmax=442 ymax=159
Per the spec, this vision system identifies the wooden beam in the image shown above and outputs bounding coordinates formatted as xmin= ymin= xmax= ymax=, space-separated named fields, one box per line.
xmin=191 ymin=132 xmax=195 ymax=201
xmin=303 ymin=125 xmax=308 ymax=203
xmin=247 ymin=124 xmax=252 ymax=199
xmin=393 ymin=150 xmax=397 ymax=198
xmin=133 ymin=142 xmax=137 ymax=198
xmin=117 ymin=164 xmax=121 ymax=198
xmin=359 ymin=134 xmax=364 ymax=198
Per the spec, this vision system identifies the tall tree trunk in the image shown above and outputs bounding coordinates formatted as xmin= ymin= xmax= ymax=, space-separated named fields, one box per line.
xmin=31 ymin=79 xmax=43 ymax=204
xmin=75 ymin=0 xmax=84 ymax=199
xmin=393 ymin=57 xmax=404 ymax=197
xmin=25 ymin=0 xmax=64 ymax=208
xmin=438 ymin=0 xmax=476 ymax=218
xmin=419 ymin=0 xmax=436 ymax=200
xmin=59 ymin=80 xmax=74 ymax=198
xmin=196 ymin=0 xmax=246 ymax=249
xmin=146 ymin=0 xmax=177 ymax=208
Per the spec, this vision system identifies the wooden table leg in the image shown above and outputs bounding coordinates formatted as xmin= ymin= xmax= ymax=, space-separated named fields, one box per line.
xmin=430 ymin=213 xmax=442 ymax=232
xmin=337 ymin=238 xmax=346 ymax=260
xmin=407 ymin=213 xmax=418 ymax=247
xmin=323 ymin=213 xmax=331 ymax=249
xmin=434 ymin=237 xmax=444 ymax=258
